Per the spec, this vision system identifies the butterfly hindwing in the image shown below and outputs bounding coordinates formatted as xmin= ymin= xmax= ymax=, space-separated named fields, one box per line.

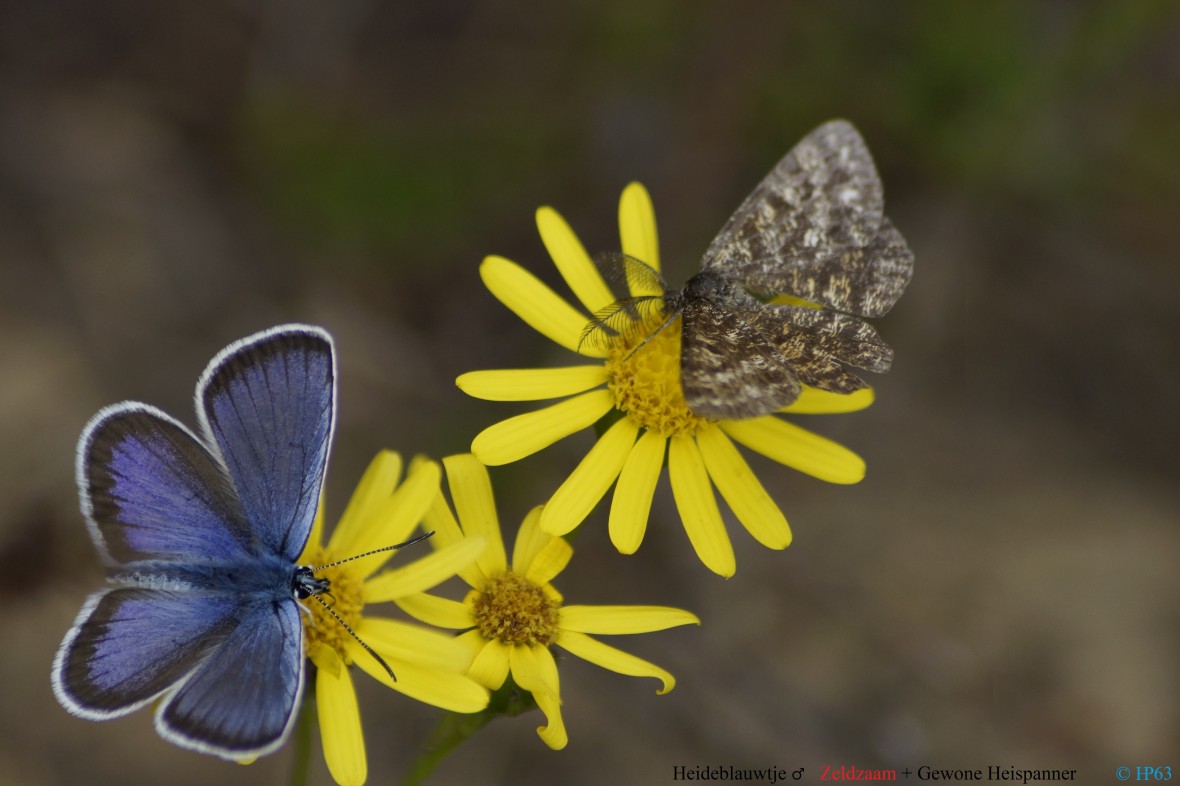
xmin=197 ymin=325 xmax=335 ymax=563
xmin=157 ymin=597 xmax=304 ymax=758
xmin=52 ymin=588 xmax=242 ymax=720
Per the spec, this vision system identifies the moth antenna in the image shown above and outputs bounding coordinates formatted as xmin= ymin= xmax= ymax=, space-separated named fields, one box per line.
xmin=304 ymin=593 xmax=397 ymax=682
xmin=312 ymin=531 xmax=434 ymax=571
xmin=621 ymin=307 xmax=682 ymax=362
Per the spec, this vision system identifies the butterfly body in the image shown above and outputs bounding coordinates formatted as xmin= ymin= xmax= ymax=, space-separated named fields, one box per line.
xmin=54 ymin=325 xmax=336 ymax=760
xmin=585 ymin=120 xmax=913 ymax=421
xmin=108 ymin=554 xmax=302 ymax=597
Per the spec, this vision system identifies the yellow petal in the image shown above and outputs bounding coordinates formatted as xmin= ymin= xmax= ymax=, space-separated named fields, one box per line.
xmin=465 ymin=634 xmax=511 ymax=689
xmin=618 ymin=182 xmax=662 ymax=280
xmin=509 ymin=643 xmax=559 ymax=700
xmin=696 ymin=425 xmax=792 ymax=549
xmin=480 ymin=255 xmax=605 ymax=357
xmin=608 ymin=429 xmax=666 ymax=554
xmin=422 ymin=490 xmax=485 ymax=588
xmin=559 ymin=605 xmax=700 ymax=634
xmin=331 ymin=457 xmax=440 ymax=568
xmin=347 ymin=640 xmax=489 ymax=712
xmin=356 ymin=617 xmax=471 ymax=672
xmin=720 ymin=416 xmax=866 ymax=484
xmin=668 ymin=434 xmax=735 ymax=577
xmin=442 ymin=454 xmax=508 ymax=576
xmin=362 ymin=536 xmax=486 ymax=602
xmin=783 ymin=386 xmax=875 ymax=414
xmin=532 ymin=685 xmax=568 ymax=750
xmin=316 ymin=652 xmax=367 ymax=786
xmin=511 ymin=505 xmax=549 ymax=575
xmin=514 ymin=644 xmax=566 ymax=749
xmin=394 ymin=592 xmax=474 ymax=630
xmin=456 ymin=366 xmax=607 ymax=402
xmin=556 ymin=629 xmax=677 ymax=694
xmin=304 ymin=495 xmax=327 ymax=559
xmin=536 ymin=206 xmax=615 ymax=314
xmin=325 ymin=450 xmax=402 ymax=559
xmin=471 ymin=389 xmax=615 ymax=466
xmin=539 ymin=416 xmax=637 ymax=536
xmin=523 ymin=536 xmax=573 ymax=586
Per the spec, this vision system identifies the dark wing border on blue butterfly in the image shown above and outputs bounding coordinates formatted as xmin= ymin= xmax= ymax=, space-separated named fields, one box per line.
xmin=155 ymin=597 xmax=305 ymax=760
xmin=195 ymin=324 xmax=336 ymax=563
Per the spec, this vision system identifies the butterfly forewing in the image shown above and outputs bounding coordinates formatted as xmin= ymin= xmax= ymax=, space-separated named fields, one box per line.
xmin=198 ymin=326 xmax=335 ymax=562
xmin=79 ymin=404 xmax=255 ymax=565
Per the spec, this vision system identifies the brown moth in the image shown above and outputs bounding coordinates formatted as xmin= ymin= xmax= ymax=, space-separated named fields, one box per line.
xmin=582 ymin=120 xmax=914 ymax=420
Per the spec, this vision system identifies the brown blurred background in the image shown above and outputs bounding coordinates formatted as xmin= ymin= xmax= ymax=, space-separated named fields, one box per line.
xmin=3 ymin=2 xmax=1178 ymax=784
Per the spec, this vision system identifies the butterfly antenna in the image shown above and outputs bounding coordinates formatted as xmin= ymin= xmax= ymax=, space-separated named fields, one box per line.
xmin=312 ymin=531 xmax=434 ymax=571
xmin=304 ymin=593 xmax=397 ymax=682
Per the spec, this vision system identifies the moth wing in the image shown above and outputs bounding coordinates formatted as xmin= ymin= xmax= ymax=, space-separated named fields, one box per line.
xmin=765 ymin=305 xmax=894 ymax=395
xmin=679 ymin=297 xmax=802 ymax=420
xmin=701 ymin=120 xmax=913 ymax=318
xmin=197 ymin=325 xmax=335 ymax=563
xmin=157 ymin=597 xmax=304 ymax=760
xmin=52 ymin=588 xmax=241 ymax=721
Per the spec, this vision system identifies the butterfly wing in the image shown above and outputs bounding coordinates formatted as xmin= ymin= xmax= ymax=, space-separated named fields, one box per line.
xmin=197 ymin=325 xmax=335 ymax=563
xmin=701 ymin=120 xmax=913 ymax=318
xmin=60 ymin=399 xmax=303 ymax=755
xmin=53 ymin=588 xmax=242 ymax=721
xmin=679 ymin=296 xmax=802 ymax=420
xmin=157 ymin=597 xmax=304 ymax=759
xmin=77 ymin=403 xmax=256 ymax=564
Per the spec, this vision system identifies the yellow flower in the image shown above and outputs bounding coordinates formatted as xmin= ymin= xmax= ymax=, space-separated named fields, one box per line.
xmin=458 ymin=183 xmax=873 ymax=576
xmin=297 ymin=451 xmax=490 ymax=786
xmin=397 ymin=454 xmax=699 ymax=749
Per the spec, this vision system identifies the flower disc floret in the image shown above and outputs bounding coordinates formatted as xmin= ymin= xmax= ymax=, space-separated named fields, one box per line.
xmin=299 ymin=551 xmax=365 ymax=663
xmin=605 ymin=319 xmax=709 ymax=437
xmin=472 ymin=572 xmax=560 ymax=646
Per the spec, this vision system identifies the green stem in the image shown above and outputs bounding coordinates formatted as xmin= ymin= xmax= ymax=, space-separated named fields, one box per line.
xmin=401 ymin=678 xmax=537 ymax=786
xmin=289 ymin=670 xmax=318 ymax=786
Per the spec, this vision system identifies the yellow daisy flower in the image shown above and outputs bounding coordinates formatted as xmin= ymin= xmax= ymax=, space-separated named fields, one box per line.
xmin=458 ymin=183 xmax=873 ymax=576
xmin=297 ymin=451 xmax=490 ymax=786
xmin=397 ymin=454 xmax=699 ymax=749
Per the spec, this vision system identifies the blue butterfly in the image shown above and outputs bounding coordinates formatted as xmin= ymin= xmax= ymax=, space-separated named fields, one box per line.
xmin=53 ymin=324 xmax=337 ymax=760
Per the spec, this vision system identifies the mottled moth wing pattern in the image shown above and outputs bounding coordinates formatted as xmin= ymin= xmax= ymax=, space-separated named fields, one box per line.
xmin=584 ymin=120 xmax=913 ymax=420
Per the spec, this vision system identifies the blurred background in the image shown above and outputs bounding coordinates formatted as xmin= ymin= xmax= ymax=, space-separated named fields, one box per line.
xmin=3 ymin=2 xmax=1178 ymax=784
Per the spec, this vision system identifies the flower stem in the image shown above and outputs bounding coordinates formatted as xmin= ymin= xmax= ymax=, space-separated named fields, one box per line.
xmin=401 ymin=678 xmax=537 ymax=786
